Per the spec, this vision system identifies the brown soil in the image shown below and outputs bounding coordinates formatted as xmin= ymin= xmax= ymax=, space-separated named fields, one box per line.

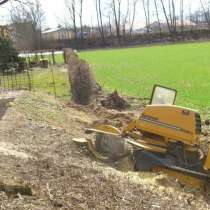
xmin=101 ymin=91 xmax=130 ymax=110
xmin=0 ymin=91 xmax=209 ymax=209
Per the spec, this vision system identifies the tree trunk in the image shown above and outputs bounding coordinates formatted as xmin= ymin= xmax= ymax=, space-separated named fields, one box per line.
xmin=112 ymin=0 xmax=121 ymax=44
xmin=154 ymin=0 xmax=161 ymax=35
xmin=160 ymin=0 xmax=172 ymax=33
xmin=142 ymin=0 xmax=149 ymax=34
xmin=129 ymin=0 xmax=138 ymax=37
xmin=172 ymin=0 xmax=176 ymax=33
xmin=180 ymin=0 xmax=184 ymax=33
xmin=79 ymin=0 xmax=84 ymax=40
xmin=96 ymin=0 xmax=105 ymax=44
xmin=200 ymin=0 xmax=210 ymax=29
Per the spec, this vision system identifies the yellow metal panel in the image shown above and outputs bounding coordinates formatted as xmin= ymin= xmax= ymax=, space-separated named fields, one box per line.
xmin=204 ymin=149 xmax=210 ymax=170
xmin=94 ymin=125 xmax=121 ymax=135
xmin=125 ymin=131 xmax=168 ymax=148
xmin=137 ymin=105 xmax=199 ymax=146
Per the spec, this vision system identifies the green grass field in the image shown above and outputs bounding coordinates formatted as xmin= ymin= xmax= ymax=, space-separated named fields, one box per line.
xmin=31 ymin=68 xmax=70 ymax=101
xmin=79 ymin=42 xmax=210 ymax=113
xmin=32 ymin=42 xmax=210 ymax=115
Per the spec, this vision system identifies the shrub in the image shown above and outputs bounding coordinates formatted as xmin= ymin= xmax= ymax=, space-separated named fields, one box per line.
xmin=0 ymin=38 xmax=18 ymax=72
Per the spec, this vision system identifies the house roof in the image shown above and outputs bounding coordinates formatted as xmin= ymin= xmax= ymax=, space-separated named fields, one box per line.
xmin=42 ymin=28 xmax=69 ymax=34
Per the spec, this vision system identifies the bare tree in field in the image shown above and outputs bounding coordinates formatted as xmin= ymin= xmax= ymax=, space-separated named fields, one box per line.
xmin=79 ymin=0 xmax=84 ymax=40
xmin=111 ymin=0 xmax=122 ymax=44
xmin=160 ymin=0 xmax=172 ymax=33
xmin=129 ymin=0 xmax=138 ymax=36
xmin=122 ymin=0 xmax=130 ymax=38
xmin=168 ymin=0 xmax=176 ymax=33
xmin=30 ymin=0 xmax=44 ymax=49
xmin=171 ymin=0 xmax=176 ymax=32
xmin=10 ymin=0 xmax=45 ymax=50
xmin=95 ymin=0 xmax=105 ymax=43
xmin=146 ymin=0 xmax=151 ymax=30
xmin=142 ymin=0 xmax=150 ymax=34
xmin=154 ymin=0 xmax=161 ymax=34
xmin=65 ymin=0 xmax=77 ymax=38
xmin=200 ymin=0 xmax=210 ymax=29
xmin=108 ymin=14 xmax=112 ymax=36
xmin=168 ymin=0 xmax=173 ymax=29
xmin=180 ymin=0 xmax=184 ymax=33
xmin=188 ymin=2 xmax=193 ymax=30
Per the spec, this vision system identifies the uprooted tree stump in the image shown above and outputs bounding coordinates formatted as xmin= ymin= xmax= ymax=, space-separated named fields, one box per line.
xmin=65 ymin=48 xmax=101 ymax=105
xmin=101 ymin=91 xmax=130 ymax=110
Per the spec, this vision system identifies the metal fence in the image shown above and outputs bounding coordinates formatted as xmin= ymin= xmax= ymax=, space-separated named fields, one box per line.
xmin=0 ymin=69 xmax=32 ymax=91
xmin=0 ymin=54 xmax=32 ymax=92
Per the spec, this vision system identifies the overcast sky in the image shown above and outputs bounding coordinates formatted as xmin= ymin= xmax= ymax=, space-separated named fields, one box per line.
xmin=0 ymin=0 xmax=203 ymax=29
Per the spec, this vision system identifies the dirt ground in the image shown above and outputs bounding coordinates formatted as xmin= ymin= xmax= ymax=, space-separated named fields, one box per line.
xmin=0 ymin=90 xmax=209 ymax=210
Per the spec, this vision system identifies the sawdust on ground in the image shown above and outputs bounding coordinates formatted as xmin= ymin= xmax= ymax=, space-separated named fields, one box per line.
xmin=0 ymin=90 xmax=209 ymax=209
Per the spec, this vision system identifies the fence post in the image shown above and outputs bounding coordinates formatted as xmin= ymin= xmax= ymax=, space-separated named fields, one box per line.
xmin=50 ymin=65 xmax=57 ymax=99
xmin=40 ymin=51 xmax=44 ymax=59
xmin=63 ymin=49 xmax=67 ymax=64
xmin=52 ymin=50 xmax=56 ymax=65
xmin=26 ymin=68 xmax=32 ymax=91
xmin=50 ymin=65 xmax=59 ymax=109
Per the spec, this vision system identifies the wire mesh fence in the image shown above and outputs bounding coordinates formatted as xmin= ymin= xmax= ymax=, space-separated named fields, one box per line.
xmin=0 ymin=54 xmax=32 ymax=92
xmin=0 ymin=69 xmax=32 ymax=91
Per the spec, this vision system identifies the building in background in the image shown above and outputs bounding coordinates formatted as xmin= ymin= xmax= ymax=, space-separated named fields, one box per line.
xmin=42 ymin=27 xmax=75 ymax=40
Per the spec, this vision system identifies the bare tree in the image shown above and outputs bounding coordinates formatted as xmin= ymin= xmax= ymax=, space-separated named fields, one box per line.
xmin=122 ymin=0 xmax=130 ymax=38
xmin=129 ymin=0 xmax=138 ymax=36
xmin=0 ymin=0 xmax=9 ymax=5
xmin=168 ymin=0 xmax=173 ymax=30
xmin=95 ymin=0 xmax=105 ymax=43
xmin=108 ymin=14 xmax=113 ymax=36
xmin=10 ymin=0 xmax=45 ymax=50
xmin=180 ymin=0 xmax=184 ymax=33
xmin=188 ymin=1 xmax=193 ymax=30
xmin=142 ymin=0 xmax=150 ymax=34
xmin=200 ymin=0 xmax=210 ymax=29
xmin=154 ymin=0 xmax=161 ymax=34
xmin=65 ymin=0 xmax=77 ymax=38
xmin=160 ymin=0 xmax=172 ymax=33
xmin=79 ymin=0 xmax=84 ymax=40
xmin=146 ymin=0 xmax=150 ymax=31
xmin=171 ymin=0 xmax=176 ymax=32
xmin=0 ymin=0 xmax=33 ymax=6
xmin=111 ymin=0 xmax=121 ymax=44
xmin=161 ymin=0 xmax=176 ymax=33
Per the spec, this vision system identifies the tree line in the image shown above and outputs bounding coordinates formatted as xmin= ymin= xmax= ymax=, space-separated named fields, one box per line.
xmin=2 ymin=0 xmax=210 ymax=50
xmin=62 ymin=0 xmax=210 ymax=43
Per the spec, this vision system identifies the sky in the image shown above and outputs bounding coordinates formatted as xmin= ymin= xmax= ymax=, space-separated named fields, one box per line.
xmin=0 ymin=0 xmax=203 ymax=29
xmin=0 ymin=0 xmax=96 ymax=28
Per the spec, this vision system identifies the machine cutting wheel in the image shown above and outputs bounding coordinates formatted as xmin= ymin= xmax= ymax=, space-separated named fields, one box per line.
xmin=86 ymin=85 xmax=210 ymax=189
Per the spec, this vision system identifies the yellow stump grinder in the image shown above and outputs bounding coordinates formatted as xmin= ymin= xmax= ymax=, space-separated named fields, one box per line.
xmin=85 ymin=85 xmax=210 ymax=189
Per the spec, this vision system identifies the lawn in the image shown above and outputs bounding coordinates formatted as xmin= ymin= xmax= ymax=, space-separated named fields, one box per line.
xmin=32 ymin=42 xmax=210 ymax=115
xmin=31 ymin=68 xmax=70 ymax=101
xmin=79 ymin=42 xmax=210 ymax=113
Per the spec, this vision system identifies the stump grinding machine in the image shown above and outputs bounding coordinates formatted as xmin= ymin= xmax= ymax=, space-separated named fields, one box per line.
xmin=85 ymin=85 xmax=210 ymax=189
